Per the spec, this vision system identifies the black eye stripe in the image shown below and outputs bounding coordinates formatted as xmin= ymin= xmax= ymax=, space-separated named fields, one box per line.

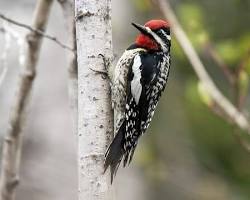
xmin=155 ymin=30 xmax=170 ymax=41
xmin=153 ymin=27 xmax=170 ymax=34
xmin=163 ymin=28 xmax=170 ymax=35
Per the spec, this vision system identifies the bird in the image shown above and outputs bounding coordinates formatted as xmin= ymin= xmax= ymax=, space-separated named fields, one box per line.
xmin=104 ymin=19 xmax=171 ymax=183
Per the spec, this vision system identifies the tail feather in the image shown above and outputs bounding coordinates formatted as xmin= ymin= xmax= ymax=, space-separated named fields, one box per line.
xmin=122 ymin=145 xmax=136 ymax=167
xmin=104 ymin=123 xmax=125 ymax=183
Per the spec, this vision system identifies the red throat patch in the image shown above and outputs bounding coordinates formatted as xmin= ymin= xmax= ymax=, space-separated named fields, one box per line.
xmin=135 ymin=34 xmax=159 ymax=50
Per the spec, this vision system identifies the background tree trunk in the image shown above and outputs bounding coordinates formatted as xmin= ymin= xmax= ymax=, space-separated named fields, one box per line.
xmin=58 ymin=0 xmax=78 ymax=133
xmin=0 ymin=0 xmax=53 ymax=200
xmin=75 ymin=0 xmax=114 ymax=199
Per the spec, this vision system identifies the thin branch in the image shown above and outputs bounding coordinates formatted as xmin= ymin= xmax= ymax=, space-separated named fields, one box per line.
xmin=232 ymin=55 xmax=250 ymax=153
xmin=233 ymin=49 xmax=250 ymax=110
xmin=209 ymin=103 xmax=234 ymax=123
xmin=156 ymin=0 xmax=250 ymax=134
xmin=233 ymin=127 xmax=250 ymax=153
xmin=0 ymin=0 xmax=54 ymax=199
xmin=237 ymin=48 xmax=250 ymax=72
xmin=203 ymin=41 xmax=235 ymax=84
xmin=0 ymin=13 xmax=74 ymax=52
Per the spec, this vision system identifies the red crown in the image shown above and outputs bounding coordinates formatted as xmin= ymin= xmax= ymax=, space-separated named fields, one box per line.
xmin=144 ymin=19 xmax=170 ymax=30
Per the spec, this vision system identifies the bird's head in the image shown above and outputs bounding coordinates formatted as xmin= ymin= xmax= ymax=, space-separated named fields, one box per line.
xmin=132 ymin=19 xmax=171 ymax=52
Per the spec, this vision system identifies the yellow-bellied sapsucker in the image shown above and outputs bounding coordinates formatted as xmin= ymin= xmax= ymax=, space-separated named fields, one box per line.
xmin=104 ymin=20 xmax=171 ymax=182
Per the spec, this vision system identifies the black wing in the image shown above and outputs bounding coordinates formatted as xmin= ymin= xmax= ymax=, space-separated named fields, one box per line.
xmin=123 ymin=52 xmax=163 ymax=165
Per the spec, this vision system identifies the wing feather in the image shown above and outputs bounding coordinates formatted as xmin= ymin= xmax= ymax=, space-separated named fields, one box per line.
xmin=111 ymin=48 xmax=146 ymax=134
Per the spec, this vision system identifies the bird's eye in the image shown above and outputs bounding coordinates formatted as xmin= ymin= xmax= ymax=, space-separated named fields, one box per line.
xmin=154 ymin=28 xmax=170 ymax=36
xmin=162 ymin=28 xmax=170 ymax=35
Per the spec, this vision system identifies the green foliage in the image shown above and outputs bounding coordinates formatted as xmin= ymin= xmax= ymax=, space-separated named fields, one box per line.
xmin=216 ymin=40 xmax=241 ymax=66
xmin=215 ymin=34 xmax=250 ymax=67
xmin=130 ymin=0 xmax=152 ymax=12
xmin=238 ymin=70 xmax=249 ymax=96
xmin=185 ymin=78 xmax=250 ymax=186
xmin=185 ymin=78 xmax=201 ymax=105
xmin=197 ymin=81 xmax=213 ymax=107
xmin=171 ymin=37 xmax=187 ymax=61
xmin=178 ymin=3 xmax=209 ymax=49
xmin=245 ymin=56 xmax=250 ymax=75
xmin=136 ymin=140 xmax=156 ymax=166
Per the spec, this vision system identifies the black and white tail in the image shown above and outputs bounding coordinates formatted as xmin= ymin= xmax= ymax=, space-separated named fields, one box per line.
xmin=104 ymin=123 xmax=125 ymax=183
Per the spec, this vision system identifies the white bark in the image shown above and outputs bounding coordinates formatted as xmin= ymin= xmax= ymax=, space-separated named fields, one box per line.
xmin=75 ymin=0 xmax=114 ymax=200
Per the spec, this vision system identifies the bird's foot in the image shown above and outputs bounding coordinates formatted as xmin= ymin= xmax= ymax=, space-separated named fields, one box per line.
xmin=98 ymin=53 xmax=114 ymax=72
xmin=90 ymin=67 xmax=108 ymax=76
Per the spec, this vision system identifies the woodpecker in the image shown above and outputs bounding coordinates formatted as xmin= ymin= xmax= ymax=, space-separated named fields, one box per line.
xmin=104 ymin=19 xmax=171 ymax=182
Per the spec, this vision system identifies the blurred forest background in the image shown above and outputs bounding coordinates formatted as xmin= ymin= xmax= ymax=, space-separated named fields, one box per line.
xmin=1 ymin=0 xmax=250 ymax=200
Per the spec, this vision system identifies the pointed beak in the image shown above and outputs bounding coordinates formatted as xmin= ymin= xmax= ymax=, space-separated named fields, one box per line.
xmin=131 ymin=22 xmax=149 ymax=35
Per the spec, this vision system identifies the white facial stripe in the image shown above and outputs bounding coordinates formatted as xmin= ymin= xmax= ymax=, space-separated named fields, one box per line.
xmin=146 ymin=28 xmax=167 ymax=52
xmin=146 ymin=27 xmax=151 ymax=32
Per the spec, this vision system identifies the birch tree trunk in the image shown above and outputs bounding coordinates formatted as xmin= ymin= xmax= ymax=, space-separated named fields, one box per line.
xmin=75 ymin=0 xmax=114 ymax=199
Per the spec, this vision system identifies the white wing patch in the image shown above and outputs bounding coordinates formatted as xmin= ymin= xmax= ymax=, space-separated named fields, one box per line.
xmin=131 ymin=55 xmax=142 ymax=105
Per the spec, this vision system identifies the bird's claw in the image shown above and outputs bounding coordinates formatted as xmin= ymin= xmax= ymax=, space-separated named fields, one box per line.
xmin=98 ymin=53 xmax=113 ymax=72
xmin=89 ymin=67 xmax=108 ymax=79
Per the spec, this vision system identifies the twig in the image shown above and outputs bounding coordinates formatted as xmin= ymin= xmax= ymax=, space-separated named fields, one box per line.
xmin=0 ymin=13 xmax=74 ymax=52
xmin=232 ymin=51 xmax=250 ymax=153
xmin=203 ymin=41 xmax=235 ymax=84
xmin=209 ymin=103 xmax=233 ymax=124
xmin=0 ymin=0 xmax=54 ymax=199
xmin=234 ymin=49 xmax=250 ymax=110
xmin=156 ymin=0 xmax=250 ymax=134
xmin=237 ymin=49 xmax=250 ymax=72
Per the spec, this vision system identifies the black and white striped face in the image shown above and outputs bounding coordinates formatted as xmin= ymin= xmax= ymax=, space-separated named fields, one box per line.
xmin=154 ymin=28 xmax=171 ymax=45
xmin=145 ymin=27 xmax=171 ymax=52
xmin=132 ymin=22 xmax=171 ymax=52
